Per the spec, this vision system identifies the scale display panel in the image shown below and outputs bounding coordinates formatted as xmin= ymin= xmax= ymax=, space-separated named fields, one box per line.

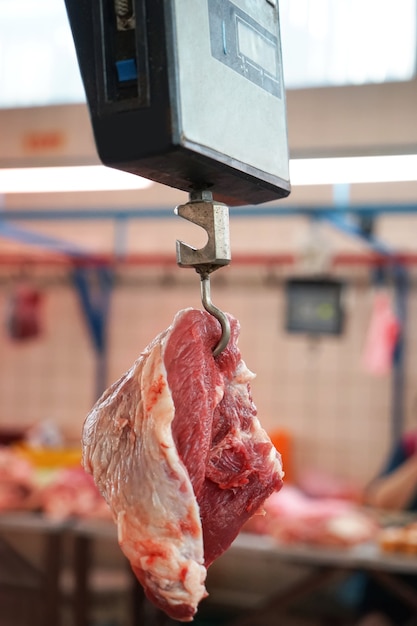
xmin=209 ymin=0 xmax=281 ymax=98
xmin=285 ymin=278 xmax=345 ymax=336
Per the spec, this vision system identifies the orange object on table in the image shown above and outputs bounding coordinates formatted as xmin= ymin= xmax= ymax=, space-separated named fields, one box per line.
xmin=13 ymin=443 xmax=81 ymax=469
xmin=269 ymin=428 xmax=293 ymax=484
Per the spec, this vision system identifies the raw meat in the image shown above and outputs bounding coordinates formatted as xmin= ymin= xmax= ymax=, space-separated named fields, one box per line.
xmin=82 ymin=308 xmax=283 ymax=621
xmin=6 ymin=281 xmax=43 ymax=341
xmin=40 ymin=467 xmax=112 ymax=521
xmin=246 ymin=486 xmax=377 ymax=548
xmin=362 ymin=290 xmax=400 ymax=376
xmin=0 ymin=447 xmax=37 ymax=512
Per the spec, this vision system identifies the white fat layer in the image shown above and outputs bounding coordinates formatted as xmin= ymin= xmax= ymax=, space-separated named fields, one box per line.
xmin=227 ymin=361 xmax=284 ymax=482
xmin=86 ymin=338 xmax=207 ymax=616
xmin=235 ymin=359 xmax=256 ymax=383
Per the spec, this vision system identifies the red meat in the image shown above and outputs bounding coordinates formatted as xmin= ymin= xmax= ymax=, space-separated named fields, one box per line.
xmin=0 ymin=447 xmax=37 ymax=512
xmin=6 ymin=282 xmax=43 ymax=341
xmin=40 ymin=467 xmax=112 ymax=521
xmin=82 ymin=308 xmax=283 ymax=621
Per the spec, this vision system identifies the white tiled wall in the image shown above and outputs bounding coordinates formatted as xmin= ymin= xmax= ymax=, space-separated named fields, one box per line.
xmin=0 ymin=261 xmax=410 ymax=489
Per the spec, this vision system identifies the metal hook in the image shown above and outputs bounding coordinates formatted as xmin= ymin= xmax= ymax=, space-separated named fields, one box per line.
xmin=175 ymin=190 xmax=231 ymax=272
xmin=175 ymin=190 xmax=231 ymax=356
xmin=200 ymin=272 xmax=231 ymax=357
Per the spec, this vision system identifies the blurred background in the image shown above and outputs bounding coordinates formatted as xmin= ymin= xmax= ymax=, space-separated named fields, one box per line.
xmin=1 ymin=1 xmax=417 ymax=625
xmin=1 ymin=0 xmax=416 ymax=483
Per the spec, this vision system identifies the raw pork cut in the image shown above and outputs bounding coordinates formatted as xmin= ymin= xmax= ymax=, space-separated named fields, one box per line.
xmin=82 ymin=308 xmax=283 ymax=621
xmin=0 ymin=447 xmax=37 ymax=512
xmin=6 ymin=281 xmax=43 ymax=341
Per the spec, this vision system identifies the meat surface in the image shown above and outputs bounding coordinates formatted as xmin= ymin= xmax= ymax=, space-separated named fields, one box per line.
xmin=0 ymin=447 xmax=37 ymax=512
xmin=6 ymin=282 xmax=43 ymax=341
xmin=40 ymin=467 xmax=112 ymax=521
xmin=82 ymin=308 xmax=283 ymax=621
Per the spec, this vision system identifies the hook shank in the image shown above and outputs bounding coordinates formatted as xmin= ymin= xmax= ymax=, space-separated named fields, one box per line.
xmin=200 ymin=274 xmax=230 ymax=357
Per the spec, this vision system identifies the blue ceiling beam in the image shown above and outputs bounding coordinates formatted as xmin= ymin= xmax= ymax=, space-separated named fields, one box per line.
xmin=1 ymin=202 xmax=417 ymax=222
xmin=0 ymin=220 xmax=89 ymax=256
xmin=319 ymin=212 xmax=396 ymax=257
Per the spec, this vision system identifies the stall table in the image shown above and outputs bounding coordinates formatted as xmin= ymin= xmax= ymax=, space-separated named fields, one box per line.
xmin=227 ymin=532 xmax=417 ymax=624
xmin=1 ymin=513 xmax=417 ymax=626
xmin=0 ymin=512 xmax=69 ymax=626
xmin=69 ymin=519 xmax=417 ymax=625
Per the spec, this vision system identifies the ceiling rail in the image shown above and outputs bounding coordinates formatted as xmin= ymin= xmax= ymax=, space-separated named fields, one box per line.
xmin=2 ymin=202 xmax=417 ymax=222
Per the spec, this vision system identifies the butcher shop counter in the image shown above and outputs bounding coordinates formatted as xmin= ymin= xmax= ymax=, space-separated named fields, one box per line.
xmin=1 ymin=513 xmax=417 ymax=626
xmin=0 ymin=512 xmax=71 ymax=626
xmin=226 ymin=531 xmax=417 ymax=623
xmin=70 ymin=519 xmax=417 ymax=625
xmin=0 ymin=513 xmax=133 ymax=626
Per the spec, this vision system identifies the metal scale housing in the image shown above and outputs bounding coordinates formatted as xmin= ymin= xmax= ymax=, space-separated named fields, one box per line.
xmin=65 ymin=0 xmax=290 ymax=206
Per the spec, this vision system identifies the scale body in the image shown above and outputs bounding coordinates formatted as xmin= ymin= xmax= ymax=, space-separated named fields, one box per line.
xmin=65 ymin=0 xmax=290 ymax=206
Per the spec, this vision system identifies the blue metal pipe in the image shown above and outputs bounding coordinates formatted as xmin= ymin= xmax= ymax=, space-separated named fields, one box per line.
xmin=320 ymin=212 xmax=396 ymax=257
xmin=320 ymin=211 xmax=409 ymax=443
xmin=392 ymin=266 xmax=409 ymax=442
xmin=0 ymin=221 xmax=89 ymax=256
xmin=72 ymin=266 xmax=113 ymax=399
xmin=1 ymin=202 xmax=417 ymax=222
